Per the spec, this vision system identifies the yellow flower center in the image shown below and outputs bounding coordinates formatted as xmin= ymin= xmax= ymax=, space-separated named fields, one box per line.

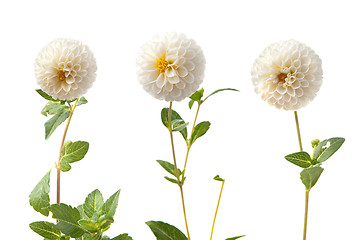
xmin=277 ymin=73 xmax=287 ymax=83
xmin=58 ymin=70 xmax=66 ymax=81
xmin=156 ymin=57 xmax=169 ymax=74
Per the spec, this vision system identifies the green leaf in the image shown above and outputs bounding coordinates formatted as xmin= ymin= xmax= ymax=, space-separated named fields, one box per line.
xmin=84 ymin=189 xmax=104 ymax=220
xmin=189 ymin=88 xmax=204 ymax=101
xmin=284 ymin=152 xmax=312 ymax=168
xmin=36 ymin=89 xmax=60 ymax=102
xmin=225 ymin=236 xmax=246 ymax=240
xmin=203 ymin=88 xmax=239 ymax=102
xmin=41 ymin=102 xmax=69 ymax=117
xmin=190 ymin=121 xmax=211 ymax=145
xmin=50 ymin=203 xmax=89 ymax=238
xmin=146 ymin=221 xmax=187 ymax=240
xmin=29 ymin=170 xmax=51 ymax=216
xmin=156 ymin=160 xmax=181 ymax=177
xmin=102 ymin=190 xmax=121 ymax=219
xmin=45 ymin=110 xmax=70 ymax=140
xmin=300 ymin=166 xmax=324 ymax=190
xmin=213 ymin=175 xmax=224 ymax=181
xmin=161 ymin=108 xmax=188 ymax=140
xmin=188 ymin=100 xmax=195 ymax=109
xmin=164 ymin=176 xmax=178 ymax=184
xmin=77 ymin=97 xmax=88 ymax=106
xmin=29 ymin=221 xmax=61 ymax=239
xmin=78 ymin=220 xmax=99 ymax=233
xmin=312 ymin=137 xmax=345 ymax=163
xmin=77 ymin=205 xmax=90 ymax=220
xmin=60 ymin=141 xmax=89 ymax=172
xmin=111 ymin=234 xmax=133 ymax=240
xmin=171 ymin=119 xmax=189 ymax=132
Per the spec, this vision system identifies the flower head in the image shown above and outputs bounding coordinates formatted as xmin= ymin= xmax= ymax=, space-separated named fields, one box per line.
xmin=251 ymin=40 xmax=322 ymax=110
xmin=137 ymin=33 xmax=206 ymax=102
xmin=35 ymin=38 xmax=97 ymax=101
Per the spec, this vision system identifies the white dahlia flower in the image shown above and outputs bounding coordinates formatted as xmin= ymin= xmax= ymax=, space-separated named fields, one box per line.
xmin=137 ymin=33 xmax=206 ymax=102
xmin=35 ymin=38 xmax=97 ymax=101
xmin=251 ymin=40 xmax=323 ymax=110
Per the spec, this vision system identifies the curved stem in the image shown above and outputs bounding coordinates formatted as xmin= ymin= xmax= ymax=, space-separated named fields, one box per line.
xmin=56 ymin=99 xmax=79 ymax=204
xmin=303 ymin=189 xmax=310 ymax=240
xmin=168 ymin=102 xmax=191 ymax=240
xmin=294 ymin=111 xmax=303 ymax=152
xmin=210 ymin=180 xmax=225 ymax=240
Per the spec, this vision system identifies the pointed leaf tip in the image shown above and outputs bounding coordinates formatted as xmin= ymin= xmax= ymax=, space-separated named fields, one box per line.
xmin=29 ymin=170 xmax=51 ymax=216
xmin=146 ymin=221 xmax=187 ymax=240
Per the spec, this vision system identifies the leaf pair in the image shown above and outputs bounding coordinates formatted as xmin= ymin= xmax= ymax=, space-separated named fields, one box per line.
xmin=284 ymin=137 xmax=344 ymax=190
xmin=156 ymin=160 xmax=183 ymax=184
xmin=161 ymin=108 xmax=188 ymax=140
xmin=188 ymin=88 xmax=239 ymax=109
xmin=161 ymin=108 xmax=210 ymax=145
xmin=37 ymin=89 xmax=88 ymax=140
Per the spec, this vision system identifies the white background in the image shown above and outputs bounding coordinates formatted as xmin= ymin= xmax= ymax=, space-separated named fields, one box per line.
xmin=1 ymin=0 xmax=352 ymax=239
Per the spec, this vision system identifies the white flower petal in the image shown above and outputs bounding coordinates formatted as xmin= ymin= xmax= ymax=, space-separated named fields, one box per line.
xmin=168 ymin=76 xmax=180 ymax=84
xmin=177 ymin=66 xmax=188 ymax=77
xmin=156 ymin=73 xmax=166 ymax=88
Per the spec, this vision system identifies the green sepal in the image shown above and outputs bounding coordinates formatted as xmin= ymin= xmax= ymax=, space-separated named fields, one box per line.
xmin=111 ymin=234 xmax=133 ymax=240
xmin=102 ymin=190 xmax=121 ymax=219
xmin=156 ymin=160 xmax=182 ymax=177
xmin=213 ymin=175 xmax=224 ymax=181
xmin=146 ymin=221 xmax=187 ymax=240
xmin=50 ymin=203 xmax=89 ymax=238
xmin=300 ymin=166 xmax=324 ymax=190
xmin=29 ymin=170 xmax=51 ymax=216
xmin=312 ymin=137 xmax=345 ymax=163
xmin=84 ymin=189 xmax=104 ymax=220
xmin=36 ymin=89 xmax=61 ymax=102
xmin=284 ymin=152 xmax=312 ymax=168
xmin=190 ymin=121 xmax=211 ymax=145
xmin=161 ymin=108 xmax=188 ymax=140
xmin=78 ymin=219 xmax=99 ymax=233
xmin=29 ymin=221 xmax=62 ymax=239
xmin=225 ymin=236 xmax=246 ymax=240
xmin=41 ymin=101 xmax=69 ymax=117
xmin=77 ymin=96 xmax=88 ymax=106
xmin=60 ymin=141 xmax=89 ymax=172
xmin=45 ymin=110 xmax=70 ymax=140
xmin=203 ymin=88 xmax=239 ymax=102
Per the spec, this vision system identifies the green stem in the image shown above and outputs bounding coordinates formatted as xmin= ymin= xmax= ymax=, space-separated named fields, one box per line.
xmin=168 ymin=102 xmax=180 ymax=181
xmin=56 ymin=99 xmax=79 ymax=204
xmin=294 ymin=111 xmax=303 ymax=152
xmin=168 ymin=102 xmax=191 ymax=240
xmin=181 ymin=102 xmax=202 ymax=184
xmin=294 ymin=110 xmax=310 ymax=240
xmin=303 ymin=189 xmax=310 ymax=240
xmin=210 ymin=180 xmax=225 ymax=240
